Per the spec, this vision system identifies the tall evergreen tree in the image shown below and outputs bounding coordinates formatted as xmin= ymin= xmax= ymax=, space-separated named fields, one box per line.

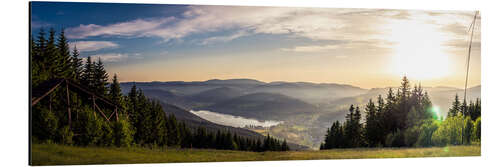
xmin=365 ymin=99 xmax=378 ymax=147
xmin=93 ymin=57 xmax=109 ymax=95
xmin=109 ymin=74 xmax=123 ymax=107
xmin=45 ymin=28 xmax=61 ymax=79
xmin=56 ymin=28 xmax=72 ymax=78
xmin=448 ymin=94 xmax=461 ymax=117
xmin=82 ymin=56 xmax=94 ymax=89
xmin=70 ymin=46 xmax=83 ymax=81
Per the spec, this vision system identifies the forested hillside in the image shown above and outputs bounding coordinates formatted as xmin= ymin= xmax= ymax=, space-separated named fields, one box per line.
xmin=320 ymin=77 xmax=481 ymax=149
xmin=31 ymin=28 xmax=290 ymax=152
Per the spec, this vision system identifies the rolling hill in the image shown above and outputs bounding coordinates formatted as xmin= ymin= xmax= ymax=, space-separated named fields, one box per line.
xmin=187 ymin=87 xmax=244 ymax=104
xmin=248 ymin=82 xmax=367 ymax=104
xmin=197 ymin=92 xmax=317 ymax=121
xmin=120 ymin=79 xmax=368 ymax=107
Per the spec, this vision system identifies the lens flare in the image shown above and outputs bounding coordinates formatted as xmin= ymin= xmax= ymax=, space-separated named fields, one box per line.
xmin=431 ymin=106 xmax=442 ymax=121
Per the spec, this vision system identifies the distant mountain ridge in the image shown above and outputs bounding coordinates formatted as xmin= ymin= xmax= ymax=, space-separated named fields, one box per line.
xmin=121 ymin=78 xmax=368 ymax=105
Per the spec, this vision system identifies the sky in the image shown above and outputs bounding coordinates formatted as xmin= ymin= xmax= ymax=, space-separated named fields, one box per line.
xmin=30 ymin=2 xmax=481 ymax=89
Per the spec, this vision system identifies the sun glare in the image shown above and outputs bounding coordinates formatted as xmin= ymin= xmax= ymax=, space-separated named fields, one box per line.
xmin=383 ymin=18 xmax=452 ymax=80
xmin=431 ymin=106 xmax=441 ymax=119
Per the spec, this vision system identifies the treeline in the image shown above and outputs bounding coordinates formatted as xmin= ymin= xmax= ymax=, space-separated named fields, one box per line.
xmin=31 ymin=28 xmax=289 ymax=151
xmin=182 ymin=128 xmax=290 ymax=151
xmin=320 ymin=77 xmax=481 ymax=149
xmin=127 ymin=84 xmax=289 ymax=151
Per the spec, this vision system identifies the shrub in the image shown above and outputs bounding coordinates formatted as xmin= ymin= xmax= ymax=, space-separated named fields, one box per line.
xmin=113 ymin=119 xmax=134 ymax=147
xmin=415 ymin=119 xmax=439 ymax=147
xmin=58 ymin=125 xmax=73 ymax=145
xmin=73 ymin=106 xmax=103 ymax=146
xmin=473 ymin=117 xmax=481 ymax=142
xmin=432 ymin=115 xmax=465 ymax=146
xmin=404 ymin=126 xmax=420 ymax=147
xmin=385 ymin=129 xmax=404 ymax=147
xmin=32 ymin=106 xmax=59 ymax=142
xmin=98 ymin=119 xmax=114 ymax=147
xmin=464 ymin=117 xmax=474 ymax=145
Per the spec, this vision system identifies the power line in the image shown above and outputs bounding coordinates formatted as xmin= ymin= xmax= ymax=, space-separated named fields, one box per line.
xmin=464 ymin=11 xmax=478 ymax=111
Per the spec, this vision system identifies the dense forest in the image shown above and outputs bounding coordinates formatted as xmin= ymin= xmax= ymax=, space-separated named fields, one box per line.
xmin=31 ymin=28 xmax=289 ymax=152
xmin=320 ymin=77 xmax=481 ymax=149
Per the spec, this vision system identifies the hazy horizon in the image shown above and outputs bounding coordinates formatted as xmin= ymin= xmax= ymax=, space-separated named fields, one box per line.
xmin=118 ymin=77 xmax=481 ymax=90
xmin=31 ymin=2 xmax=481 ymax=89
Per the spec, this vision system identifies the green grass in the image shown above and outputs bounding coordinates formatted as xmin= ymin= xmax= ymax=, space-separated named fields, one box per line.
xmin=31 ymin=143 xmax=480 ymax=166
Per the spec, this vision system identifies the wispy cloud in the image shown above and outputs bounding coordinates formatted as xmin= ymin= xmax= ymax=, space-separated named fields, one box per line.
xmin=281 ymin=44 xmax=341 ymax=52
xmin=90 ymin=53 xmax=128 ymax=63
xmin=31 ymin=20 xmax=52 ymax=29
xmin=281 ymin=40 xmax=392 ymax=53
xmin=70 ymin=41 xmax=119 ymax=52
xmin=65 ymin=7 xmax=409 ymax=42
xmin=201 ymin=31 xmax=249 ymax=45
xmin=66 ymin=17 xmax=175 ymax=39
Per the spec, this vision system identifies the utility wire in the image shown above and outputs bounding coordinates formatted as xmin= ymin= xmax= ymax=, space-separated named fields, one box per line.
xmin=464 ymin=11 xmax=478 ymax=110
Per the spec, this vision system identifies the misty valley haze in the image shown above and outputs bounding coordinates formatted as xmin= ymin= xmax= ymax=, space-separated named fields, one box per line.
xmin=189 ymin=110 xmax=283 ymax=128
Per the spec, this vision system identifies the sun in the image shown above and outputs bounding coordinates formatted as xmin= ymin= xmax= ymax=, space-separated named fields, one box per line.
xmin=383 ymin=18 xmax=453 ymax=80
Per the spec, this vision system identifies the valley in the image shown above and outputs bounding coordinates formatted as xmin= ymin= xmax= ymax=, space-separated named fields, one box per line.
xmin=121 ymin=79 xmax=481 ymax=149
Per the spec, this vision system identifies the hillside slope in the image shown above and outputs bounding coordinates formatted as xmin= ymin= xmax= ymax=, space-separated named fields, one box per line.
xmin=160 ymin=102 xmax=309 ymax=150
xmin=198 ymin=92 xmax=317 ymax=120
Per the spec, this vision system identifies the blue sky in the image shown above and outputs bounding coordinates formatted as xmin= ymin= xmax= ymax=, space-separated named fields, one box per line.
xmin=30 ymin=2 xmax=481 ymax=88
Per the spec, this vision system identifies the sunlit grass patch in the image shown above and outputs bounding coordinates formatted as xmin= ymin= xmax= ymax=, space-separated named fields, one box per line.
xmin=31 ymin=143 xmax=480 ymax=165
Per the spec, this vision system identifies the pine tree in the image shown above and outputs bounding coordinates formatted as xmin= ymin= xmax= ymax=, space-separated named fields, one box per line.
xmin=82 ymin=56 xmax=94 ymax=89
xmin=70 ymin=46 xmax=83 ymax=82
xmin=353 ymin=106 xmax=363 ymax=147
xmin=281 ymin=139 xmax=289 ymax=151
xmin=397 ymin=76 xmax=411 ymax=130
xmin=166 ymin=114 xmax=180 ymax=146
xmin=32 ymin=30 xmax=46 ymax=86
xmin=365 ymin=99 xmax=378 ymax=147
xmin=93 ymin=57 xmax=109 ymax=95
xmin=448 ymin=94 xmax=461 ymax=117
xmin=471 ymin=98 xmax=481 ymax=120
xmin=383 ymin=88 xmax=398 ymax=134
xmin=109 ymin=74 xmax=122 ymax=105
xmin=344 ymin=105 xmax=355 ymax=147
xmin=56 ymin=28 xmax=72 ymax=78
xmin=45 ymin=28 xmax=61 ymax=79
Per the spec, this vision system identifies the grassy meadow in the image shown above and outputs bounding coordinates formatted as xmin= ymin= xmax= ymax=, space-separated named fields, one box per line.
xmin=31 ymin=143 xmax=480 ymax=166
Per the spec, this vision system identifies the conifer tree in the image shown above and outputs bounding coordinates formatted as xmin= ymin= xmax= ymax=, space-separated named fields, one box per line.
xmin=70 ymin=46 xmax=83 ymax=81
xmin=93 ymin=57 xmax=109 ymax=95
xmin=82 ymin=56 xmax=94 ymax=89
xmin=281 ymin=139 xmax=289 ymax=151
xmin=448 ymin=94 xmax=461 ymax=117
xmin=471 ymin=98 xmax=481 ymax=120
xmin=109 ymin=74 xmax=122 ymax=105
xmin=365 ymin=99 xmax=378 ymax=147
xmin=56 ymin=28 xmax=72 ymax=78
xmin=45 ymin=28 xmax=61 ymax=79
